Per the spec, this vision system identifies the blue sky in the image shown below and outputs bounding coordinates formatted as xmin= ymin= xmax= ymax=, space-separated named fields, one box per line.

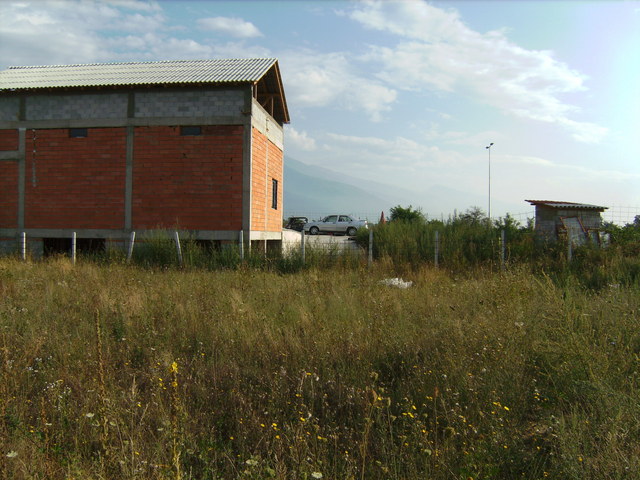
xmin=1 ymin=0 xmax=638 ymax=221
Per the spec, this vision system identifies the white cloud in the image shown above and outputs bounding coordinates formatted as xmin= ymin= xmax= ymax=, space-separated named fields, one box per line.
xmin=501 ymin=154 xmax=640 ymax=182
xmin=501 ymin=155 xmax=555 ymax=167
xmin=106 ymin=0 xmax=162 ymax=13
xmin=197 ymin=16 xmax=263 ymax=38
xmin=325 ymin=132 xmax=452 ymax=168
xmin=0 ymin=1 xmax=265 ymax=67
xmin=281 ymin=50 xmax=396 ymax=121
xmin=0 ymin=1 xmax=166 ymax=66
xmin=117 ymin=12 xmax=166 ymax=32
xmin=348 ymin=0 xmax=608 ymax=143
xmin=285 ymin=127 xmax=317 ymax=151
xmin=556 ymin=118 xmax=609 ymax=144
xmin=424 ymin=126 xmax=502 ymax=147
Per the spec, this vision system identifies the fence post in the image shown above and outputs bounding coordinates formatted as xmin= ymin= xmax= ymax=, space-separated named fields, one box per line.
xmin=300 ymin=229 xmax=306 ymax=264
xmin=500 ymin=229 xmax=506 ymax=270
xmin=174 ymin=231 xmax=183 ymax=267
xmin=239 ymin=230 xmax=244 ymax=261
xmin=434 ymin=231 xmax=439 ymax=268
xmin=567 ymin=238 xmax=572 ymax=263
xmin=127 ymin=231 xmax=136 ymax=263
xmin=21 ymin=232 xmax=26 ymax=261
xmin=71 ymin=232 xmax=77 ymax=265
xmin=368 ymin=229 xmax=373 ymax=268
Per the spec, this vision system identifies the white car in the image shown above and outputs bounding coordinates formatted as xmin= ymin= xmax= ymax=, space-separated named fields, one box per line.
xmin=304 ymin=215 xmax=367 ymax=236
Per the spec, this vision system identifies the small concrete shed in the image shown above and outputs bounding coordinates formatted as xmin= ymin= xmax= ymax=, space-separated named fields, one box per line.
xmin=526 ymin=200 xmax=608 ymax=245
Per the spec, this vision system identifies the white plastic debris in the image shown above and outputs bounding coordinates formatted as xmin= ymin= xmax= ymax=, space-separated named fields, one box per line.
xmin=379 ymin=277 xmax=413 ymax=289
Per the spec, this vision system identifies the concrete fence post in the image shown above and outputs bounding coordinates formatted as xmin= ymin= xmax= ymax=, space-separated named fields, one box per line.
xmin=174 ymin=231 xmax=183 ymax=267
xmin=239 ymin=230 xmax=244 ymax=261
xmin=71 ymin=232 xmax=77 ymax=265
xmin=434 ymin=231 xmax=440 ymax=268
xmin=300 ymin=229 xmax=306 ymax=264
xmin=368 ymin=229 xmax=373 ymax=268
xmin=21 ymin=232 xmax=27 ymax=261
xmin=127 ymin=231 xmax=136 ymax=262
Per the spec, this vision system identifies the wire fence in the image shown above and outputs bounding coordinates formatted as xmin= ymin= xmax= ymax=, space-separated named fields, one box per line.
xmin=286 ymin=206 xmax=640 ymax=226
xmin=603 ymin=206 xmax=640 ymax=225
xmin=284 ymin=211 xmax=536 ymax=224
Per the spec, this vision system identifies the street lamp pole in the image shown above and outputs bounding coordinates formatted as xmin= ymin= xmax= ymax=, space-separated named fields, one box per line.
xmin=485 ymin=143 xmax=493 ymax=221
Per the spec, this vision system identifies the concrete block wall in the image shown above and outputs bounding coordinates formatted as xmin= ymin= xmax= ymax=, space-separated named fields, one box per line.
xmin=251 ymin=98 xmax=284 ymax=149
xmin=535 ymin=206 xmax=604 ymax=240
xmin=26 ymin=93 xmax=128 ymax=120
xmin=0 ymin=98 xmax=20 ymax=122
xmin=135 ymin=89 xmax=244 ymax=118
xmin=0 ymin=88 xmax=245 ymax=122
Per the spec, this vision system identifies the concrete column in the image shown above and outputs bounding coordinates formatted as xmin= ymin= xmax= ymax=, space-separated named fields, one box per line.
xmin=241 ymin=88 xmax=253 ymax=247
xmin=125 ymin=125 xmax=134 ymax=230
xmin=17 ymin=128 xmax=26 ymax=230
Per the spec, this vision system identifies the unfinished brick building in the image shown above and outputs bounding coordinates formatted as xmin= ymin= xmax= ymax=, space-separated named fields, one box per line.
xmin=0 ymin=58 xmax=289 ymax=256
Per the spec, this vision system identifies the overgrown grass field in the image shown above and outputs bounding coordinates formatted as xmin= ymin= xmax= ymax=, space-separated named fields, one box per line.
xmin=1 ymin=257 xmax=639 ymax=479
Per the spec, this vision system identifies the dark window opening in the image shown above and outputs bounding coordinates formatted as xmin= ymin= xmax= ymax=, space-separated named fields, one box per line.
xmin=69 ymin=128 xmax=88 ymax=138
xmin=180 ymin=126 xmax=202 ymax=136
xmin=43 ymin=237 xmax=105 ymax=257
xmin=271 ymin=179 xmax=278 ymax=210
xmin=194 ymin=239 xmax=222 ymax=252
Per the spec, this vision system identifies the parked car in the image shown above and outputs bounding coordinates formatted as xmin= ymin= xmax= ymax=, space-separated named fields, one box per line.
xmin=285 ymin=216 xmax=308 ymax=232
xmin=304 ymin=215 xmax=367 ymax=236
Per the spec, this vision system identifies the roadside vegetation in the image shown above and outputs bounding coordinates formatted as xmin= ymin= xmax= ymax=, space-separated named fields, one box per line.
xmin=357 ymin=206 xmax=640 ymax=291
xmin=1 ymin=208 xmax=639 ymax=479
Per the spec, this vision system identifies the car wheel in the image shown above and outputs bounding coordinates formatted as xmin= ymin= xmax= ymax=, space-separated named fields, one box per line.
xmin=347 ymin=227 xmax=357 ymax=236
xmin=309 ymin=226 xmax=319 ymax=235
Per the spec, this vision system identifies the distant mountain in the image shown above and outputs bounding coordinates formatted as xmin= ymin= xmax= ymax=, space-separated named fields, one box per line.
xmin=283 ymin=156 xmax=527 ymax=222
xmin=283 ymin=157 xmax=396 ymax=220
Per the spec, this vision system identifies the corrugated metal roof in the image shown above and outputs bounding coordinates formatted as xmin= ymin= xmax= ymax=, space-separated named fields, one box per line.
xmin=0 ymin=58 xmax=278 ymax=90
xmin=526 ymin=200 xmax=607 ymax=210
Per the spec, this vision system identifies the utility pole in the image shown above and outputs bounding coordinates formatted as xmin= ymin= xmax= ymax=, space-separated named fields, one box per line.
xmin=486 ymin=142 xmax=494 ymax=220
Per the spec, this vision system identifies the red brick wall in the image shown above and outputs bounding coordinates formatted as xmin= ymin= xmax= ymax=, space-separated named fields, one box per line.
xmin=251 ymin=128 xmax=283 ymax=232
xmin=132 ymin=125 xmax=244 ymax=230
xmin=0 ymin=129 xmax=19 ymax=228
xmin=0 ymin=167 xmax=18 ymax=228
xmin=24 ymin=128 xmax=126 ymax=229
xmin=0 ymin=163 xmax=18 ymax=228
xmin=0 ymin=129 xmax=18 ymax=151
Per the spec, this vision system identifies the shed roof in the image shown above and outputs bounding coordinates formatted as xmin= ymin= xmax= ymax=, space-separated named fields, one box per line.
xmin=526 ymin=200 xmax=607 ymax=211
xmin=0 ymin=58 xmax=290 ymax=124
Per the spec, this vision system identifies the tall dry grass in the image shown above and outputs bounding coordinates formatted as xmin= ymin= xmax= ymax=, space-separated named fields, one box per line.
xmin=1 ymin=257 xmax=639 ymax=479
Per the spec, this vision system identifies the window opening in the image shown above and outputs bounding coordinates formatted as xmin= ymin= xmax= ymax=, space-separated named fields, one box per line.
xmin=271 ymin=179 xmax=278 ymax=209
xmin=180 ymin=126 xmax=202 ymax=136
xmin=69 ymin=128 xmax=88 ymax=138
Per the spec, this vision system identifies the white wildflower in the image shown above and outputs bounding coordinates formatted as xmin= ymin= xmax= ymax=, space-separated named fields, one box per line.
xmin=379 ymin=277 xmax=413 ymax=289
